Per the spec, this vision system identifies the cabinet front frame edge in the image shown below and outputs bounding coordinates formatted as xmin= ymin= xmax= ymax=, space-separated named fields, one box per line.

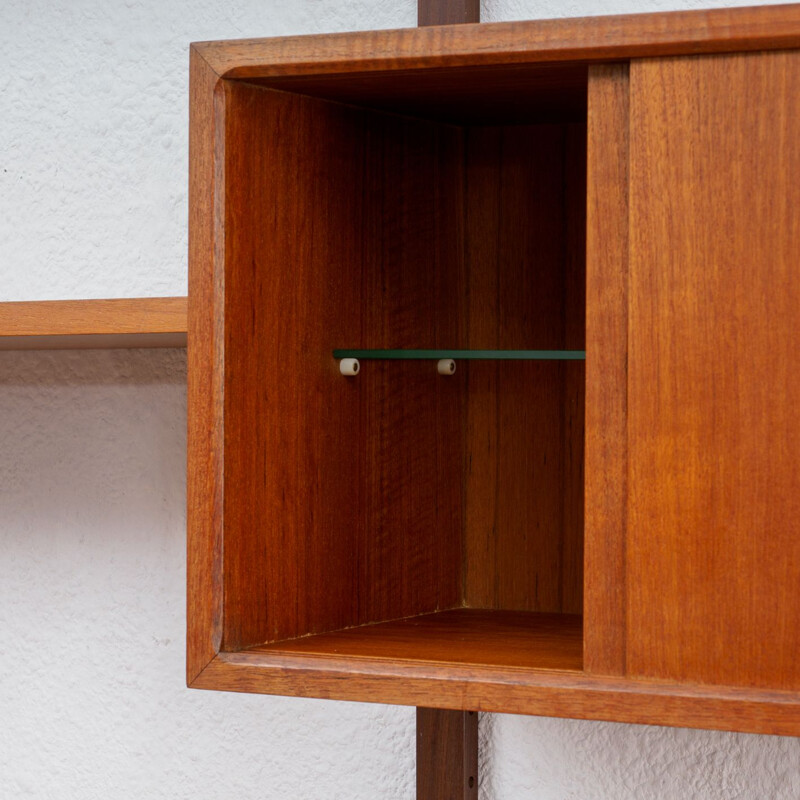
xmin=187 ymin=45 xmax=226 ymax=683
xmin=188 ymin=651 xmax=800 ymax=737
xmin=192 ymin=4 xmax=800 ymax=80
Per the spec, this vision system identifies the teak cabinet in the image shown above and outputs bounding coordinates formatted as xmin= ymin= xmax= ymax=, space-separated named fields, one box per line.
xmin=188 ymin=4 xmax=800 ymax=737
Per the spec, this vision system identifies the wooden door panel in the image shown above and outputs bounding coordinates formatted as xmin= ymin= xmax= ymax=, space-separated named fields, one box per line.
xmin=626 ymin=51 xmax=800 ymax=689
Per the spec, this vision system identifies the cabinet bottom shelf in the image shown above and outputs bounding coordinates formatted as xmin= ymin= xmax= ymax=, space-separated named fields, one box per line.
xmin=248 ymin=608 xmax=583 ymax=672
xmin=196 ymin=608 xmax=800 ymax=735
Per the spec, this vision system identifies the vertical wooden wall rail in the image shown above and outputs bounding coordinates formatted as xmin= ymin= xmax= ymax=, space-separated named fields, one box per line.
xmin=417 ymin=709 xmax=479 ymax=800
xmin=415 ymin=3 xmax=481 ymax=799
xmin=418 ymin=0 xmax=480 ymax=26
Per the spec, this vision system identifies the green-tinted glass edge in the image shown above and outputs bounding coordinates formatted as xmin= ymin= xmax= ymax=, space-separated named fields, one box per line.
xmin=333 ymin=349 xmax=585 ymax=360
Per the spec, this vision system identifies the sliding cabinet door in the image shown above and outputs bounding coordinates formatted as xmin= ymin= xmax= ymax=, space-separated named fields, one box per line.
xmin=586 ymin=51 xmax=800 ymax=690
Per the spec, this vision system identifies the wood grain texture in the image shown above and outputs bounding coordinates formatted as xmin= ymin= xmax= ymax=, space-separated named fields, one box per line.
xmin=220 ymin=80 xmax=463 ymax=651
xmin=417 ymin=708 xmax=478 ymax=800
xmin=251 ymin=610 xmax=583 ymax=671
xmin=583 ymin=64 xmax=629 ymax=677
xmin=418 ymin=0 xmax=479 ymax=26
xmin=192 ymin=650 xmax=800 ymax=737
xmin=462 ymin=124 xmax=585 ymax=615
xmin=627 ymin=50 xmax=800 ymax=690
xmin=194 ymin=4 xmax=800 ymax=80
xmin=187 ymin=46 xmax=224 ymax=683
xmin=0 ymin=297 xmax=187 ymax=349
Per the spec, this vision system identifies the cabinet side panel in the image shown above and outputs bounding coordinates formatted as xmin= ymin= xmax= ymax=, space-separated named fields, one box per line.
xmin=583 ymin=64 xmax=630 ymax=676
xmin=628 ymin=51 xmax=800 ymax=689
xmin=187 ymin=50 xmax=224 ymax=682
xmin=463 ymin=124 xmax=585 ymax=614
xmin=221 ymin=83 xmax=463 ymax=649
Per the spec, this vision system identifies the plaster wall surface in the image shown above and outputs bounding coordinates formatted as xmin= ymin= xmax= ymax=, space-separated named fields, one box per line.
xmin=1 ymin=1 xmax=799 ymax=798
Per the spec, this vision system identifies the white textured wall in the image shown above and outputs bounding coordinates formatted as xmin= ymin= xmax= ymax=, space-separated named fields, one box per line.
xmin=1 ymin=1 xmax=799 ymax=798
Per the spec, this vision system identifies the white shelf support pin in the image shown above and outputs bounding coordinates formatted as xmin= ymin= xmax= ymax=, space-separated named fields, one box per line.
xmin=339 ymin=357 xmax=360 ymax=376
xmin=437 ymin=358 xmax=456 ymax=375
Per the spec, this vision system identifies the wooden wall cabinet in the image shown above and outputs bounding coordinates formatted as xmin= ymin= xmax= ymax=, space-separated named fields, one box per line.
xmin=188 ymin=4 xmax=800 ymax=736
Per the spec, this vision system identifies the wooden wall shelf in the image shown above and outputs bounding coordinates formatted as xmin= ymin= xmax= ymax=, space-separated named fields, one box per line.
xmin=187 ymin=3 xmax=800 ymax=738
xmin=0 ymin=297 xmax=188 ymax=350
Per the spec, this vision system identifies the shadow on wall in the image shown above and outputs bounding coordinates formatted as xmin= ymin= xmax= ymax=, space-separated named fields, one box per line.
xmin=0 ymin=347 xmax=187 ymax=387
xmin=0 ymin=348 xmax=187 ymax=529
xmin=481 ymin=690 xmax=800 ymax=798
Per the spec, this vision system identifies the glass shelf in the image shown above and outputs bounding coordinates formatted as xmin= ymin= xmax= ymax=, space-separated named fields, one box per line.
xmin=333 ymin=349 xmax=585 ymax=360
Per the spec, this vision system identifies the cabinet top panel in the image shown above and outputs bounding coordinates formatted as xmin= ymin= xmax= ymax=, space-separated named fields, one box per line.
xmin=193 ymin=3 xmax=800 ymax=82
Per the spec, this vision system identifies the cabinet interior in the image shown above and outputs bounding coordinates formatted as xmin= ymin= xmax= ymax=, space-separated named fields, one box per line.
xmin=220 ymin=63 xmax=588 ymax=671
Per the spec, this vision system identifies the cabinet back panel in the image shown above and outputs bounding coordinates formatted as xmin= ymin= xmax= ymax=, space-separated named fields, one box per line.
xmin=221 ymin=82 xmax=463 ymax=649
xmin=463 ymin=124 xmax=585 ymax=614
xmin=627 ymin=51 xmax=800 ymax=689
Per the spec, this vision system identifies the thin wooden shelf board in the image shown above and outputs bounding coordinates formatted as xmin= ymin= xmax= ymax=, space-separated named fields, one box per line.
xmin=250 ymin=609 xmax=584 ymax=672
xmin=0 ymin=297 xmax=188 ymax=350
